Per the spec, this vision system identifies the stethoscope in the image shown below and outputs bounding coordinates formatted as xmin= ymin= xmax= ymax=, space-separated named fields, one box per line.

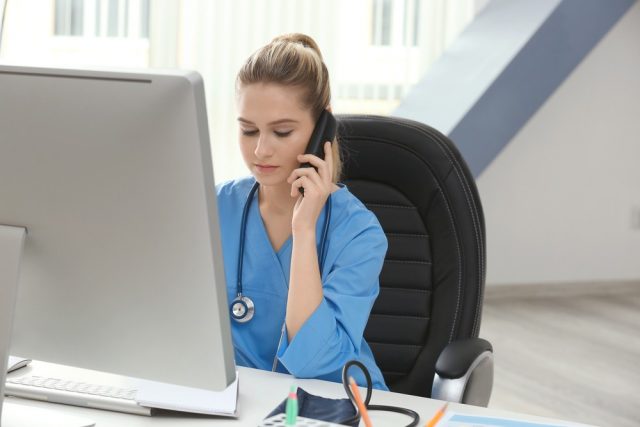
xmin=341 ymin=360 xmax=420 ymax=427
xmin=230 ymin=181 xmax=332 ymax=324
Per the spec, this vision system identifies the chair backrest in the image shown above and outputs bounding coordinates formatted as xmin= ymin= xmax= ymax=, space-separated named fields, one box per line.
xmin=337 ymin=114 xmax=486 ymax=397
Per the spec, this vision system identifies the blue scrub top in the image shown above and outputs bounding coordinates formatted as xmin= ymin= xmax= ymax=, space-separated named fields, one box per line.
xmin=216 ymin=176 xmax=388 ymax=390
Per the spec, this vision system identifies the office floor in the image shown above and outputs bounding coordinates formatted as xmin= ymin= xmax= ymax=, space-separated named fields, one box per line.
xmin=481 ymin=282 xmax=640 ymax=427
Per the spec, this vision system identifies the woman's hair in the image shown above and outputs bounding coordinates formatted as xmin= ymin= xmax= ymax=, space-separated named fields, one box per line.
xmin=236 ymin=33 xmax=342 ymax=182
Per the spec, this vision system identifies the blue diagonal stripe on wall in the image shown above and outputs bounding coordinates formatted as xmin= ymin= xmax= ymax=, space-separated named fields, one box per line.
xmin=396 ymin=0 xmax=636 ymax=178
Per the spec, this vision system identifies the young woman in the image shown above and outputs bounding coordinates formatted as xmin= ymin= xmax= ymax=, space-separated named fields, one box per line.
xmin=216 ymin=33 xmax=388 ymax=390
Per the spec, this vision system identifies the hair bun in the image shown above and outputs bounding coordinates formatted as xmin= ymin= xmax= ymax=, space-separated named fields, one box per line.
xmin=271 ymin=33 xmax=323 ymax=60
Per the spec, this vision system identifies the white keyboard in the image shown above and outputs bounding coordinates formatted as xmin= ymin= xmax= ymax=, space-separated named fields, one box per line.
xmin=5 ymin=375 xmax=151 ymax=416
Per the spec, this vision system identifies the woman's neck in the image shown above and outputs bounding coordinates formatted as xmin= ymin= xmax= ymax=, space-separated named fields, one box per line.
xmin=258 ymin=182 xmax=297 ymax=216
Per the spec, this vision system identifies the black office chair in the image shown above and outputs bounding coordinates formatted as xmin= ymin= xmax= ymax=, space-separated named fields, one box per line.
xmin=337 ymin=114 xmax=493 ymax=406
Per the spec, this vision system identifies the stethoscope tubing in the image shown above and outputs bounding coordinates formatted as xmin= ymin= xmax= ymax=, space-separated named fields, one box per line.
xmin=234 ymin=180 xmax=332 ymax=314
xmin=341 ymin=360 xmax=420 ymax=427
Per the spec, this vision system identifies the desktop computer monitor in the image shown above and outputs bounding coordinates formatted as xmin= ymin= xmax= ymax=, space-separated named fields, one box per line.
xmin=0 ymin=65 xmax=236 ymax=394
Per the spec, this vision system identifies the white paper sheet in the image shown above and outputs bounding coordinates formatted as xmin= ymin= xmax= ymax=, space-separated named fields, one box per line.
xmin=6 ymin=355 xmax=31 ymax=373
xmin=133 ymin=372 xmax=239 ymax=416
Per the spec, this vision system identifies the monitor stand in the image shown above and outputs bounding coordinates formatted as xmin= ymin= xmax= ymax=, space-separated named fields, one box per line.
xmin=0 ymin=225 xmax=94 ymax=427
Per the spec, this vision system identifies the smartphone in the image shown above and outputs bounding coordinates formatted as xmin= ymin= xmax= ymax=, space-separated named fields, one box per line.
xmin=302 ymin=110 xmax=337 ymax=166
xmin=298 ymin=110 xmax=337 ymax=195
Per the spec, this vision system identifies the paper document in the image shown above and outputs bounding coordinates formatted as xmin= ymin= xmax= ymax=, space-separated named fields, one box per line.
xmin=443 ymin=412 xmax=592 ymax=427
xmin=133 ymin=372 xmax=239 ymax=416
xmin=6 ymin=355 xmax=31 ymax=373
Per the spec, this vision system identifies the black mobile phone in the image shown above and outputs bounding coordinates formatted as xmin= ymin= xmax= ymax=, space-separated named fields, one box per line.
xmin=302 ymin=110 xmax=337 ymax=166
xmin=299 ymin=110 xmax=337 ymax=195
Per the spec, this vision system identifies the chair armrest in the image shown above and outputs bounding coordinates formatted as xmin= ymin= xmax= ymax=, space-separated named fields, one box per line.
xmin=431 ymin=338 xmax=493 ymax=407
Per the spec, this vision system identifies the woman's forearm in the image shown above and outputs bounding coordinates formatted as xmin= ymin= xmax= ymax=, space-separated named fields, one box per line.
xmin=286 ymin=228 xmax=323 ymax=340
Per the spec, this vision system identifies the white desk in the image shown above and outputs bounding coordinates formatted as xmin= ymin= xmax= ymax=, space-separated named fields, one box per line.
xmin=6 ymin=361 xmax=593 ymax=426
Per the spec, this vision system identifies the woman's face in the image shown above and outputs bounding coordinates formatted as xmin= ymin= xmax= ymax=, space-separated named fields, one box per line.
xmin=236 ymin=83 xmax=315 ymax=188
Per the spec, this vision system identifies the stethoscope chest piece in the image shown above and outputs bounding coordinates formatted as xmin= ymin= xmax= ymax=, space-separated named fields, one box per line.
xmin=231 ymin=294 xmax=255 ymax=323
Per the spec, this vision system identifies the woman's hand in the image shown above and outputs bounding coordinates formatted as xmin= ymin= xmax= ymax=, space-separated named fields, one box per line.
xmin=287 ymin=141 xmax=333 ymax=234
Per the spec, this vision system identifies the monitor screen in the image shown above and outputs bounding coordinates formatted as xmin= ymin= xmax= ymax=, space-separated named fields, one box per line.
xmin=0 ymin=65 xmax=235 ymax=392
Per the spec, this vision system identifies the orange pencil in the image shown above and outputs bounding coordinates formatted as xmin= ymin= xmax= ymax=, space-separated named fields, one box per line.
xmin=349 ymin=376 xmax=373 ymax=427
xmin=425 ymin=402 xmax=448 ymax=427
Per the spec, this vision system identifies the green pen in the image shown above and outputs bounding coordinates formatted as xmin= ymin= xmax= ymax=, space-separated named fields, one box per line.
xmin=285 ymin=384 xmax=298 ymax=426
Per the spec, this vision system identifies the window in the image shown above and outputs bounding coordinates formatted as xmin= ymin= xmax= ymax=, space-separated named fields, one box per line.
xmin=55 ymin=0 xmax=84 ymax=36
xmin=405 ymin=0 xmax=420 ymax=46
xmin=371 ymin=0 xmax=420 ymax=47
xmin=3 ymin=0 xmax=475 ymax=181
xmin=54 ymin=0 xmax=149 ymax=38
xmin=371 ymin=0 xmax=392 ymax=46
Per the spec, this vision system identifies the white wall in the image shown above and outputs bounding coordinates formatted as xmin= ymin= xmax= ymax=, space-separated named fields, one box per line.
xmin=477 ymin=1 xmax=640 ymax=285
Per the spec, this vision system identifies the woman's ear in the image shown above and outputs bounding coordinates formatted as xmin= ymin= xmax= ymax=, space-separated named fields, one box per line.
xmin=326 ymin=105 xmax=332 ymax=113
